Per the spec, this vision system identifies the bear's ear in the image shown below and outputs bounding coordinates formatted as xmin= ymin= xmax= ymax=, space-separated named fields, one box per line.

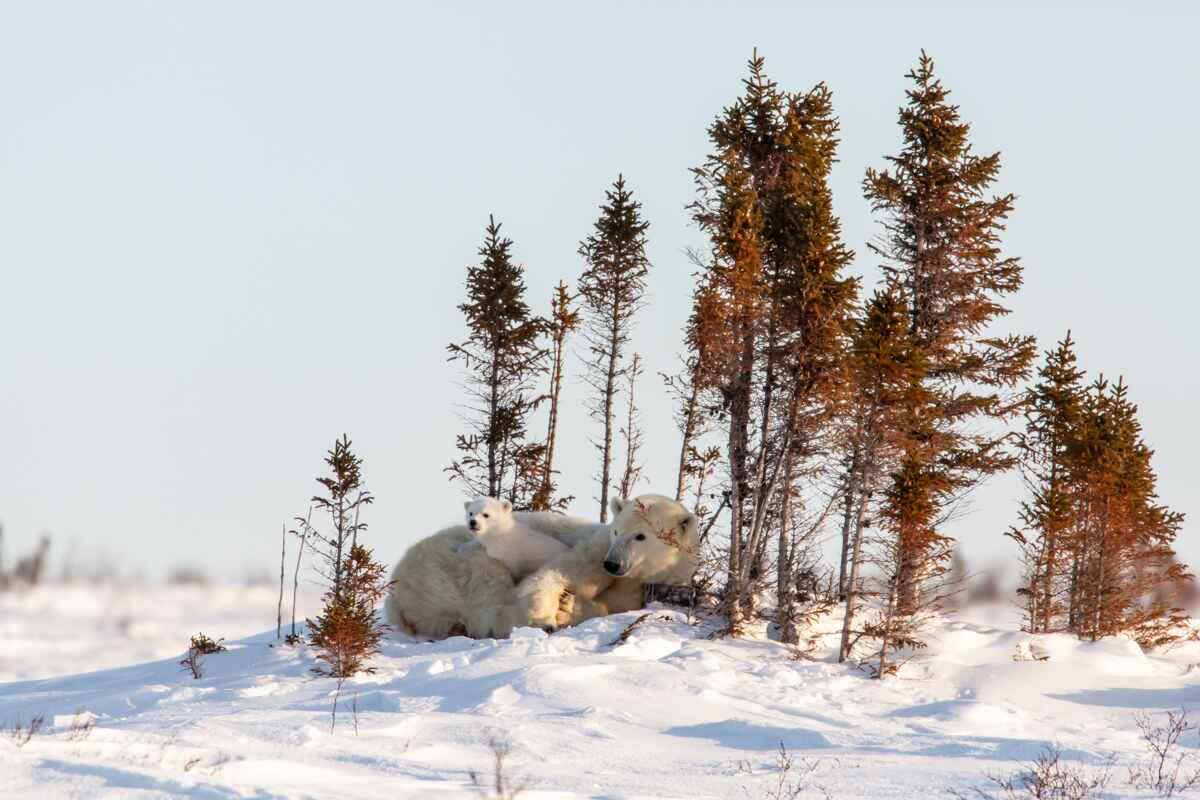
xmin=501 ymin=499 xmax=513 ymax=513
xmin=463 ymin=500 xmax=472 ymax=511
xmin=610 ymin=497 xmax=627 ymax=517
xmin=679 ymin=511 xmax=698 ymax=536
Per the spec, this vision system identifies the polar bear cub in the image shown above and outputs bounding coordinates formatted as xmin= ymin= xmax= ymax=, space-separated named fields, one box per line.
xmin=457 ymin=497 xmax=569 ymax=581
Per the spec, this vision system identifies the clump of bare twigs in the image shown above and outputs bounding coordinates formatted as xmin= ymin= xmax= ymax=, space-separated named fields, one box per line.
xmin=1128 ymin=707 xmax=1200 ymax=797
xmin=189 ymin=633 xmax=227 ymax=655
xmin=949 ymin=743 xmax=1114 ymax=799
xmin=7 ymin=713 xmax=45 ymax=748
xmin=179 ymin=632 xmax=226 ymax=679
xmin=65 ymin=711 xmax=96 ymax=742
xmin=737 ymin=742 xmax=834 ymax=800
xmin=469 ymin=734 xmax=527 ymax=799
xmin=0 ymin=530 xmax=51 ymax=591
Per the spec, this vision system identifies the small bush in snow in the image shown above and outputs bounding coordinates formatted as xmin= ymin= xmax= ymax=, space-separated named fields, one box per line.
xmin=1128 ymin=707 xmax=1200 ymax=797
xmin=179 ymin=632 xmax=226 ymax=679
xmin=950 ymin=743 xmax=1113 ymax=799
xmin=7 ymin=713 xmax=45 ymax=748
xmin=469 ymin=735 xmax=527 ymax=800
xmin=65 ymin=711 xmax=95 ymax=742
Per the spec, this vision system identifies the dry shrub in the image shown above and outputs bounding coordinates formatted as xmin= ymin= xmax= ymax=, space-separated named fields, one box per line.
xmin=1128 ymin=708 xmax=1200 ymax=797
xmin=950 ymin=743 xmax=1113 ymax=799
xmin=469 ymin=735 xmax=527 ymax=800
xmin=7 ymin=713 xmax=45 ymax=748
xmin=738 ymin=742 xmax=835 ymax=800
xmin=179 ymin=632 xmax=226 ymax=679
xmin=66 ymin=711 xmax=95 ymax=742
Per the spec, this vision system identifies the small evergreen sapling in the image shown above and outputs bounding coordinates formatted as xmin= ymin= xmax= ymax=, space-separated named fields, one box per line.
xmin=308 ymin=544 xmax=389 ymax=678
xmin=299 ymin=435 xmax=390 ymax=678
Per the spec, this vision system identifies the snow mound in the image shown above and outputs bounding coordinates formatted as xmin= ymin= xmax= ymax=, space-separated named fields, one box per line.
xmin=3 ymin=589 xmax=1200 ymax=798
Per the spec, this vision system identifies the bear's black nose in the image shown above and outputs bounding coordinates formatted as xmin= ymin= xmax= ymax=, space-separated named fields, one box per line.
xmin=603 ymin=560 xmax=622 ymax=575
xmin=469 ymin=520 xmax=478 ymax=530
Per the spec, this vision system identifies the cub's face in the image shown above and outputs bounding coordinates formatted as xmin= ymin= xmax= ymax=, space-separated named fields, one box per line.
xmin=464 ymin=497 xmax=513 ymax=535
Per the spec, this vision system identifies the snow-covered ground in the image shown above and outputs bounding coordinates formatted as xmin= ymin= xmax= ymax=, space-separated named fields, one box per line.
xmin=2 ymin=584 xmax=1199 ymax=798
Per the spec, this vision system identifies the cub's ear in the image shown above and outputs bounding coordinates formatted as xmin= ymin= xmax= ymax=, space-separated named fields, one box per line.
xmin=501 ymin=499 xmax=513 ymax=513
xmin=463 ymin=500 xmax=472 ymax=511
xmin=679 ymin=511 xmax=698 ymax=536
xmin=610 ymin=497 xmax=628 ymax=517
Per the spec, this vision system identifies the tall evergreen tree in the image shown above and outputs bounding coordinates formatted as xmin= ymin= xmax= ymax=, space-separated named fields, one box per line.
xmin=688 ymin=54 xmax=858 ymax=635
xmin=863 ymin=51 xmax=1036 ymax=615
xmin=1007 ymin=332 xmax=1086 ymax=633
xmin=1068 ymin=376 xmax=1188 ymax=643
xmin=1006 ymin=336 xmax=1190 ymax=645
xmin=447 ymin=216 xmax=548 ymax=508
xmin=836 ymin=287 xmax=921 ymax=663
xmin=578 ymin=176 xmax=651 ymax=521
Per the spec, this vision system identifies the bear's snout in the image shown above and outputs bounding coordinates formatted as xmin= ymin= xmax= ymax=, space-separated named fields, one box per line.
xmin=603 ymin=560 xmax=624 ymax=576
xmin=469 ymin=519 xmax=478 ymax=531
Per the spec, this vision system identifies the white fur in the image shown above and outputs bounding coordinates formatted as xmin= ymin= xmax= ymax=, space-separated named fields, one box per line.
xmin=384 ymin=494 xmax=700 ymax=640
xmin=458 ymin=497 xmax=569 ymax=581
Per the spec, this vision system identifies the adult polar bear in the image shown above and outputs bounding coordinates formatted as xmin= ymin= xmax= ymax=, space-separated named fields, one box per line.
xmin=384 ymin=494 xmax=699 ymax=639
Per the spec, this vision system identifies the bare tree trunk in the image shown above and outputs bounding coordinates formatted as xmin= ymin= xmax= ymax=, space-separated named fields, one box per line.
xmin=290 ymin=508 xmax=311 ymax=639
xmin=724 ymin=325 xmax=756 ymax=630
xmin=776 ymin=452 xmax=798 ymax=644
xmin=836 ymin=459 xmax=856 ymax=601
xmin=598 ymin=295 xmax=622 ymax=522
xmin=674 ymin=365 xmax=703 ymax=503
xmin=543 ymin=321 xmax=567 ymax=497
xmin=488 ymin=359 xmax=501 ymax=498
xmin=617 ymin=354 xmax=643 ymax=500
xmin=875 ymin=583 xmax=897 ymax=679
xmin=277 ymin=524 xmax=286 ymax=640
xmin=839 ymin=474 xmax=870 ymax=662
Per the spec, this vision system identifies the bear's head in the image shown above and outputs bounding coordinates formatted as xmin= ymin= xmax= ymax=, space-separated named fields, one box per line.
xmin=463 ymin=496 xmax=513 ymax=535
xmin=602 ymin=494 xmax=700 ymax=584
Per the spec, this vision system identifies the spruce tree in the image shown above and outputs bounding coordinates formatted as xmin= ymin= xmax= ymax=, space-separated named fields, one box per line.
xmin=836 ymin=287 xmax=922 ymax=663
xmin=448 ymin=216 xmax=548 ymax=507
xmin=1069 ymin=376 xmax=1188 ymax=643
xmin=299 ymin=435 xmax=389 ymax=679
xmin=1007 ymin=333 xmax=1086 ymax=633
xmin=688 ymin=54 xmax=857 ymax=635
xmin=863 ymin=51 xmax=1036 ymax=615
xmin=578 ymin=176 xmax=650 ymax=521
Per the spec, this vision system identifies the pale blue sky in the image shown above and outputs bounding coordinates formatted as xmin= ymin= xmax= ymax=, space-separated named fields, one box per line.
xmin=2 ymin=1 xmax=1196 ymax=579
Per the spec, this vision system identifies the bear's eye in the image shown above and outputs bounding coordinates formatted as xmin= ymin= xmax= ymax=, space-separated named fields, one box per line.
xmin=483 ymin=513 xmax=490 ymax=519
xmin=635 ymin=533 xmax=646 ymax=541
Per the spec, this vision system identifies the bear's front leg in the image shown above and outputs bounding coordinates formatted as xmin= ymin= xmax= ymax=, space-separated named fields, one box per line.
xmin=557 ymin=591 xmax=608 ymax=628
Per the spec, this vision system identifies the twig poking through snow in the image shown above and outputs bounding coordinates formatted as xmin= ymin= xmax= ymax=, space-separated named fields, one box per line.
xmin=609 ymin=612 xmax=653 ymax=647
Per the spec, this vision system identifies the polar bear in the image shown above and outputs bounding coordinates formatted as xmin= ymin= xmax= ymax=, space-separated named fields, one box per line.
xmin=383 ymin=494 xmax=699 ymax=639
xmin=514 ymin=495 xmax=700 ymax=631
xmin=458 ymin=497 xmax=569 ymax=581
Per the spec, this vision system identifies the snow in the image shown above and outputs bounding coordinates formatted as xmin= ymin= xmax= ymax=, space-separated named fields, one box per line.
xmin=3 ymin=584 xmax=1199 ymax=798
